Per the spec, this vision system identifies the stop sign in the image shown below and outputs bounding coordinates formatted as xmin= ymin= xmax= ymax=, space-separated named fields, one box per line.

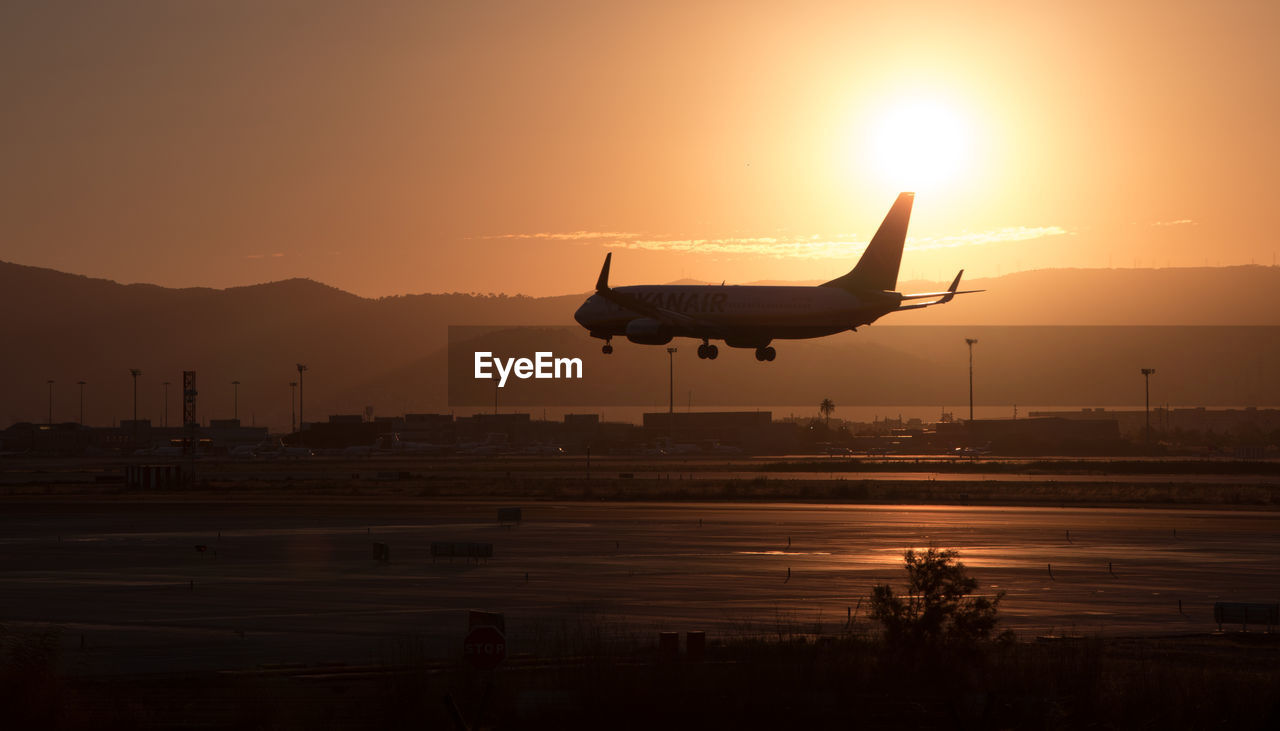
xmin=463 ymin=625 xmax=507 ymax=669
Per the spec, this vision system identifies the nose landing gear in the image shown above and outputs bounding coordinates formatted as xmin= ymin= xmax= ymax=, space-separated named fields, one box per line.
xmin=753 ymin=346 xmax=776 ymax=362
xmin=602 ymin=339 xmax=613 ymax=355
xmin=696 ymin=341 xmax=719 ymax=360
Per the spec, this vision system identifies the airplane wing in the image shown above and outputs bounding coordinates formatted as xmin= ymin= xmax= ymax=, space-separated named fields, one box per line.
xmin=897 ymin=270 xmax=984 ymax=310
xmin=594 ymin=253 xmax=723 ymax=336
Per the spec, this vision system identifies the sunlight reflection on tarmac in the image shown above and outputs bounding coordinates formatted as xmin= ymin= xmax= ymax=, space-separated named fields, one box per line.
xmin=1 ymin=500 xmax=1277 ymax=674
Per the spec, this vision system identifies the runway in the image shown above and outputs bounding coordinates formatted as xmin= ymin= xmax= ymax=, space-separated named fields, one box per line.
xmin=1 ymin=498 xmax=1277 ymax=675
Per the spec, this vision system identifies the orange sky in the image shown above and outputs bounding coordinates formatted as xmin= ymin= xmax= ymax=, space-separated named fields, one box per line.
xmin=2 ymin=1 xmax=1277 ymax=297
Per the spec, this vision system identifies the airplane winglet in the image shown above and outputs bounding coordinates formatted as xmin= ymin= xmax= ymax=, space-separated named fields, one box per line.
xmin=939 ymin=269 xmax=963 ymax=304
xmin=596 ymin=253 xmax=612 ymax=292
xmin=589 ymin=252 xmax=714 ymax=334
xmin=896 ymin=270 xmax=984 ymax=309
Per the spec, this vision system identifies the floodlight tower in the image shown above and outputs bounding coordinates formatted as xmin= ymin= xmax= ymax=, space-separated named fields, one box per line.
xmin=964 ymin=338 xmax=978 ymax=422
xmin=182 ymin=371 xmax=198 ymax=427
xmin=232 ymin=380 xmax=240 ymax=421
xmin=1141 ymin=368 xmax=1156 ymax=443
xmin=182 ymin=371 xmax=197 ymax=464
xmin=289 ymin=381 xmax=298 ymax=434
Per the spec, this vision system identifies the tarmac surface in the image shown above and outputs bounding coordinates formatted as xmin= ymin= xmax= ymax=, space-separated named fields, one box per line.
xmin=6 ymin=454 xmax=1279 ymax=486
xmin=2 ymin=496 xmax=1278 ymax=675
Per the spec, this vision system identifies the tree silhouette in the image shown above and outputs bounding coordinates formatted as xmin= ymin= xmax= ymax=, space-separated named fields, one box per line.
xmin=869 ymin=548 xmax=1005 ymax=646
xmin=819 ymin=398 xmax=835 ymax=428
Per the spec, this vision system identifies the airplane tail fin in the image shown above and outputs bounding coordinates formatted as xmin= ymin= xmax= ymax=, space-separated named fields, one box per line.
xmin=822 ymin=192 xmax=914 ymax=292
xmin=596 ymin=252 xmax=612 ymax=292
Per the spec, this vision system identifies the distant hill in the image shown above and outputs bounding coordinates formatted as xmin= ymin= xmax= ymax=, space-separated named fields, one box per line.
xmin=893 ymin=266 xmax=1280 ymax=326
xmin=671 ymin=266 xmax=1280 ymax=325
xmin=0 ymin=260 xmax=577 ymax=430
xmin=2 ymin=260 xmax=1278 ymax=430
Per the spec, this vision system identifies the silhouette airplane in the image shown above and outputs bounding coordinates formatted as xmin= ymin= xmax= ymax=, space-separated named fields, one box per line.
xmin=574 ymin=193 xmax=982 ymax=361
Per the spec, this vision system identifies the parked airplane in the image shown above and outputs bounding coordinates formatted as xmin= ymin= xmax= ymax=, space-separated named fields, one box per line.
xmin=573 ymin=192 xmax=981 ymax=361
xmin=335 ymin=434 xmax=447 ymax=457
xmin=235 ymin=438 xmax=313 ymax=459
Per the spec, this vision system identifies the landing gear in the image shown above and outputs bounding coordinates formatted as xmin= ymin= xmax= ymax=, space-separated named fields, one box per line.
xmin=602 ymin=340 xmax=613 ymax=355
xmin=696 ymin=341 xmax=719 ymax=360
xmin=754 ymin=346 xmax=776 ymax=362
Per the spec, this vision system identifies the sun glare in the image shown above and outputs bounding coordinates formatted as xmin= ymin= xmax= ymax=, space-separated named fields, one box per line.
xmin=864 ymin=96 xmax=975 ymax=194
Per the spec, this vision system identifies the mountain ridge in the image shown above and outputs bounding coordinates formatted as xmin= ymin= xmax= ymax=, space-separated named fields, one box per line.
xmin=3 ymin=259 xmax=1278 ymax=430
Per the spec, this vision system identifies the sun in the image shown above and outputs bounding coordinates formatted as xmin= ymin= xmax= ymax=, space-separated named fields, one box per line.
xmin=864 ymin=96 xmax=976 ymax=194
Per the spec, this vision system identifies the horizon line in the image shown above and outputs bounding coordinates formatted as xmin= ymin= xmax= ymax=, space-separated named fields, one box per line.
xmin=2 ymin=258 xmax=1278 ymax=301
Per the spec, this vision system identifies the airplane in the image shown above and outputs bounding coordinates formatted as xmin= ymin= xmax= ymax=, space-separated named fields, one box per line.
xmin=373 ymin=432 xmax=448 ymax=455
xmin=229 ymin=443 xmax=259 ymax=458
xmin=244 ymin=438 xmax=313 ymax=458
xmin=573 ymin=192 xmax=982 ymax=361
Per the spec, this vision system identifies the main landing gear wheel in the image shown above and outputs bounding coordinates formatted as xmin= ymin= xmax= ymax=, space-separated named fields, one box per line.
xmin=754 ymin=346 xmax=776 ymax=362
xmin=602 ymin=342 xmax=613 ymax=354
xmin=697 ymin=342 xmax=719 ymax=360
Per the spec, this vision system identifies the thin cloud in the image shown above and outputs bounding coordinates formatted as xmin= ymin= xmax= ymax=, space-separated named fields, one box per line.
xmin=621 ymin=227 xmax=1069 ymax=259
xmin=485 ymin=226 xmax=1069 ymax=259
xmin=620 ymin=238 xmax=851 ymax=258
xmin=907 ymin=226 xmax=1070 ymax=252
xmin=480 ymin=231 xmax=643 ymax=241
xmin=1152 ymin=219 xmax=1195 ymax=227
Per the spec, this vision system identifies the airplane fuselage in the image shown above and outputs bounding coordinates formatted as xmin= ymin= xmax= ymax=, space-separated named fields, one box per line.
xmin=574 ymin=284 xmax=900 ymax=346
xmin=572 ymin=194 xmax=979 ymax=360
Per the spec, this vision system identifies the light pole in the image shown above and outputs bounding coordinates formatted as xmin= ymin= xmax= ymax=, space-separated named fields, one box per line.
xmin=129 ymin=369 xmax=142 ymax=447
xmin=162 ymin=381 xmax=171 ymax=428
xmin=965 ymin=338 xmax=978 ymax=422
xmin=77 ymin=380 xmax=86 ymax=425
xmin=1141 ymin=368 xmax=1156 ymax=443
xmin=666 ymin=347 xmax=677 ymax=438
xmin=289 ymin=381 xmax=297 ymax=434
xmin=295 ymin=364 xmax=307 ymax=432
xmin=666 ymin=347 xmax=677 ymax=417
xmin=232 ymin=380 xmax=240 ymax=421
xmin=46 ymin=379 xmax=54 ymax=425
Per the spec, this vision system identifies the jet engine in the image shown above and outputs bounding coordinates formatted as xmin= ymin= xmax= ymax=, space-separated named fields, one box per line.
xmin=624 ymin=318 xmax=672 ymax=345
